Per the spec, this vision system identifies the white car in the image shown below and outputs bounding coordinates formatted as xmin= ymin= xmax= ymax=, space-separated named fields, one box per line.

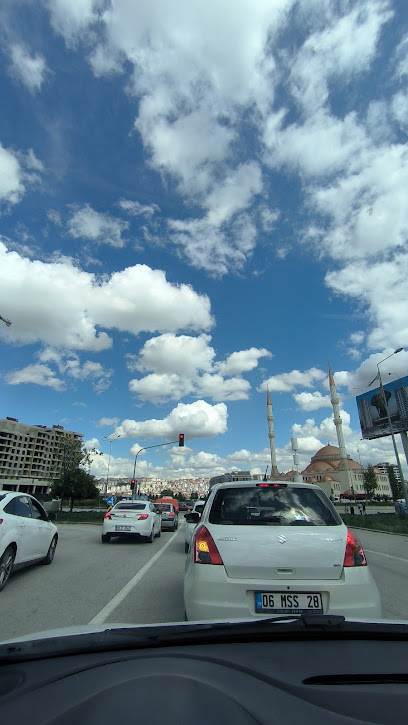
xmin=0 ymin=491 xmax=58 ymax=592
xmin=102 ymin=500 xmax=162 ymax=543
xmin=184 ymin=480 xmax=381 ymax=621
xmin=184 ymin=499 xmax=206 ymax=553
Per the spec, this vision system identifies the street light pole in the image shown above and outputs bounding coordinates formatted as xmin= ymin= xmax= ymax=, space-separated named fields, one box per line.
xmin=370 ymin=349 xmax=408 ymax=510
xmin=132 ymin=439 xmax=182 ymax=496
xmin=103 ymin=435 xmax=120 ymax=497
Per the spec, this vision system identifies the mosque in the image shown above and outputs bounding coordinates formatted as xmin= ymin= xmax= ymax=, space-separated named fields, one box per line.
xmin=267 ymin=367 xmax=392 ymax=499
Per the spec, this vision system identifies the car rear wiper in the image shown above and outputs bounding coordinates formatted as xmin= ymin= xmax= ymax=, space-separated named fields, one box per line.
xmin=2 ymin=616 xmax=408 ymax=663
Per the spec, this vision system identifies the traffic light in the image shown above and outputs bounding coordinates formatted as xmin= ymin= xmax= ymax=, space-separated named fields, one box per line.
xmin=131 ymin=478 xmax=136 ymax=491
xmin=178 ymin=433 xmax=185 ymax=447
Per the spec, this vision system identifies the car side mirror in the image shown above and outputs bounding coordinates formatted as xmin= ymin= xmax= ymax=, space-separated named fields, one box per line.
xmin=185 ymin=512 xmax=200 ymax=523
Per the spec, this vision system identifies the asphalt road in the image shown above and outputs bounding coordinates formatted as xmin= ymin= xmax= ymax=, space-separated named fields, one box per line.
xmin=0 ymin=523 xmax=407 ymax=642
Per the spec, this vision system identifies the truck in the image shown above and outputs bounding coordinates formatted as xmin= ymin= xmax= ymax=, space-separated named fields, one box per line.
xmin=155 ymin=497 xmax=179 ymax=513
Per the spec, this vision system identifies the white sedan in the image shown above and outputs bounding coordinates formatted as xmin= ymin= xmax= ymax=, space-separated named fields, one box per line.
xmin=184 ymin=480 xmax=381 ymax=621
xmin=102 ymin=500 xmax=162 ymax=543
xmin=0 ymin=491 xmax=58 ymax=592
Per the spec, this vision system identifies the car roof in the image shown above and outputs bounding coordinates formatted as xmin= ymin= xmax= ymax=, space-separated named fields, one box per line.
xmin=208 ymin=480 xmax=321 ymax=492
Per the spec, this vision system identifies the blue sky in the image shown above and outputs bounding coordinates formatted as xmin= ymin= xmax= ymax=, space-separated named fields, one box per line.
xmin=1 ymin=0 xmax=408 ymax=481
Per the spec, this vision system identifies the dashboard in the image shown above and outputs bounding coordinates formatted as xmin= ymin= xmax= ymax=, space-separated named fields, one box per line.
xmin=0 ymin=635 xmax=407 ymax=723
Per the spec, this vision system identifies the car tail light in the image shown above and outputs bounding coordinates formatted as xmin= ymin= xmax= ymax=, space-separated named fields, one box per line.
xmin=0 ymin=519 xmax=3 ymax=524
xmin=169 ymin=511 xmax=174 ymax=517
xmin=138 ymin=514 xmax=149 ymax=520
xmin=256 ymin=483 xmax=287 ymax=488
xmin=104 ymin=513 xmax=111 ymax=520
xmin=343 ymin=530 xmax=367 ymax=567
xmin=193 ymin=525 xmax=223 ymax=565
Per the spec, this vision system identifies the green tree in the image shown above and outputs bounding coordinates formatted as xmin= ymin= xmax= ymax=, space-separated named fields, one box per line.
xmin=159 ymin=488 xmax=174 ymax=497
xmin=363 ymin=464 xmax=378 ymax=499
xmin=175 ymin=492 xmax=186 ymax=501
xmin=51 ymin=469 xmax=99 ymax=511
xmin=387 ymin=464 xmax=403 ymax=501
xmin=51 ymin=437 xmax=96 ymax=511
xmin=190 ymin=492 xmax=198 ymax=501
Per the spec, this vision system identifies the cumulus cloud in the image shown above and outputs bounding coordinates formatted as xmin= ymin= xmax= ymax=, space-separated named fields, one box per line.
xmin=9 ymin=44 xmax=48 ymax=92
xmin=127 ymin=336 xmax=269 ymax=404
xmin=97 ymin=417 xmax=119 ymax=428
xmin=260 ymin=367 xmax=326 ymax=393
xmin=217 ymin=347 xmax=271 ymax=376
xmin=68 ymin=204 xmax=129 ymax=248
xmin=0 ymin=242 xmax=213 ymax=350
xmin=113 ymin=400 xmax=228 ymax=440
xmin=5 ymin=363 xmax=65 ymax=390
xmin=0 ymin=144 xmax=42 ymax=205
xmin=293 ymin=391 xmax=332 ymax=411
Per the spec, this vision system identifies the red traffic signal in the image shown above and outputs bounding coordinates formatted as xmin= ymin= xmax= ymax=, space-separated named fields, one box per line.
xmin=131 ymin=479 xmax=136 ymax=485
xmin=178 ymin=434 xmax=185 ymax=447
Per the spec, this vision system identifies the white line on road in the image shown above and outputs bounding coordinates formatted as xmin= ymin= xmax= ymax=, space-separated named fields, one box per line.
xmin=365 ymin=549 xmax=408 ymax=564
xmin=89 ymin=527 xmax=182 ymax=625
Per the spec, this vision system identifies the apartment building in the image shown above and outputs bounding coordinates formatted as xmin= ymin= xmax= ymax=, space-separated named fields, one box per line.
xmin=0 ymin=417 xmax=83 ymax=495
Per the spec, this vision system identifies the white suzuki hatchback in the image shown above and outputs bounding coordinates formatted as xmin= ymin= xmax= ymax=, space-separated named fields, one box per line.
xmin=0 ymin=491 xmax=58 ymax=591
xmin=184 ymin=481 xmax=381 ymax=621
xmin=102 ymin=500 xmax=162 ymax=543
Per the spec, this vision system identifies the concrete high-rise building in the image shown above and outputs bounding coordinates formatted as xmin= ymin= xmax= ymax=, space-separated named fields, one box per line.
xmin=395 ymin=386 xmax=408 ymax=422
xmin=266 ymin=388 xmax=279 ymax=479
xmin=375 ymin=461 xmax=403 ymax=484
xmin=0 ymin=417 xmax=83 ymax=495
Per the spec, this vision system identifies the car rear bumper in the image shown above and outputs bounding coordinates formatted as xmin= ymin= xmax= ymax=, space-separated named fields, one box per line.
xmin=102 ymin=520 xmax=152 ymax=537
xmin=184 ymin=563 xmax=382 ymax=621
xmin=161 ymin=519 xmax=177 ymax=529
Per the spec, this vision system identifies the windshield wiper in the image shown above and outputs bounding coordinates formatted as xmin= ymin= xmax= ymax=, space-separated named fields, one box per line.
xmin=1 ymin=616 xmax=408 ymax=663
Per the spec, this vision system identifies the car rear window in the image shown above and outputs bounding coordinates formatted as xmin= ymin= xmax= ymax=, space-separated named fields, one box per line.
xmin=114 ymin=503 xmax=147 ymax=511
xmin=208 ymin=486 xmax=341 ymax=527
xmin=156 ymin=504 xmax=171 ymax=511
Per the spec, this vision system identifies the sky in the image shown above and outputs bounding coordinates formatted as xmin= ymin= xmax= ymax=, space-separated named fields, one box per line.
xmin=0 ymin=0 xmax=408 ymax=483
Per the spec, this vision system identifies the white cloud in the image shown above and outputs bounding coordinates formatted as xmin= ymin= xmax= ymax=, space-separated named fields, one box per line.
xmin=293 ymin=391 xmax=331 ymax=411
xmin=72 ymin=401 xmax=87 ymax=407
xmin=326 ymin=252 xmax=408 ymax=351
xmin=195 ymin=373 xmax=251 ymax=402
xmin=260 ymin=367 xmax=326 ymax=393
xmin=129 ymin=373 xmax=193 ymax=403
xmin=5 ymin=363 xmax=65 ymax=390
xmin=118 ymin=199 xmax=160 ymax=217
xmin=344 ymin=349 xmax=408 ymax=396
xmin=47 ymin=209 xmax=62 ymax=226
xmin=217 ymin=347 xmax=271 ymax=376
xmin=136 ymin=333 xmax=215 ymax=377
xmin=0 ymin=242 xmax=213 ymax=350
xmin=204 ymin=162 xmax=263 ymax=226
xmin=97 ymin=417 xmax=120 ymax=428
xmin=68 ymin=204 xmax=129 ymax=248
xmin=260 ymin=207 xmax=280 ymax=231
xmin=9 ymin=44 xmax=48 ymax=93
xmin=0 ymin=144 xmax=24 ymax=204
xmin=45 ymin=0 xmax=102 ymax=42
xmin=113 ymin=400 xmax=228 ymax=440
xmin=349 ymin=331 xmax=365 ymax=345
xmin=84 ymin=437 xmax=99 ymax=450
xmin=292 ymin=411 xmax=352 ymax=446
xmin=288 ymin=2 xmax=393 ymax=113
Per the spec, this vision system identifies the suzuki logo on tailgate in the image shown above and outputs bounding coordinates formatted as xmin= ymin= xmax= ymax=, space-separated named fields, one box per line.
xmin=277 ymin=535 xmax=287 ymax=544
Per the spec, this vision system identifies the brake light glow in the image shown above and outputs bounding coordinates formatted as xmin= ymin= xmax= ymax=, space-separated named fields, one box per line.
xmin=256 ymin=483 xmax=287 ymax=488
xmin=343 ymin=530 xmax=367 ymax=567
xmin=0 ymin=519 xmax=3 ymax=524
xmin=104 ymin=513 xmax=111 ymax=520
xmin=193 ymin=525 xmax=223 ymax=565
xmin=169 ymin=511 xmax=174 ymax=517
xmin=138 ymin=514 xmax=149 ymax=520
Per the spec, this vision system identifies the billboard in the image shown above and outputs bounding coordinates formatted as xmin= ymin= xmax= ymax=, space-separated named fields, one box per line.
xmin=356 ymin=375 xmax=408 ymax=440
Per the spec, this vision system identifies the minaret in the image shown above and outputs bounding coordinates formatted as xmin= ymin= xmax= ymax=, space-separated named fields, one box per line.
xmin=329 ymin=365 xmax=353 ymax=487
xmin=266 ymin=387 xmax=279 ymax=478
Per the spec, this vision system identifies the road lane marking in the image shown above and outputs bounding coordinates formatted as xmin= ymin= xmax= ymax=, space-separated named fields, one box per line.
xmin=365 ymin=549 xmax=408 ymax=564
xmin=89 ymin=527 xmax=182 ymax=624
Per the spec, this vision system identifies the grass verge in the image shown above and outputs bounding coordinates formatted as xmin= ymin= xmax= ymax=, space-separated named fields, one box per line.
xmin=342 ymin=513 xmax=408 ymax=535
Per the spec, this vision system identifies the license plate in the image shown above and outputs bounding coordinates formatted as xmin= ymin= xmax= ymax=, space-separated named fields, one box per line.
xmin=115 ymin=525 xmax=131 ymax=531
xmin=255 ymin=591 xmax=323 ymax=614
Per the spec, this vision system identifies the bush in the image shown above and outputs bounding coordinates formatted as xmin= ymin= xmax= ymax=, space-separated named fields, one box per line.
xmin=53 ymin=510 xmax=106 ymax=524
xmin=341 ymin=513 xmax=408 ymax=535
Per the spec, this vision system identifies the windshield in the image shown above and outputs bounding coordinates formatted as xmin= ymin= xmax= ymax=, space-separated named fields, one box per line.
xmin=209 ymin=487 xmax=341 ymax=526
xmin=0 ymin=1 xmax=407 ymax=645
